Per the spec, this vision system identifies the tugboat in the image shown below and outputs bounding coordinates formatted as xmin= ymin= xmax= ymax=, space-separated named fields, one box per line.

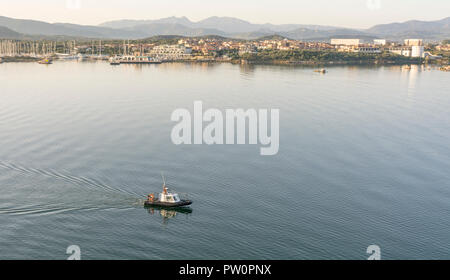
xmin=144 ymin=175 xmax=192 ymax=208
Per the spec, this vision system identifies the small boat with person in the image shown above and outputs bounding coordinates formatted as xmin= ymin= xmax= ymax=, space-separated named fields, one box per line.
xmin=38 ymin=58 xmax=53 ymax=64
xmin=144 ymin=174 xmax=192 ymax=208
xmin=314 ymin=68 xmax=327 ymax=74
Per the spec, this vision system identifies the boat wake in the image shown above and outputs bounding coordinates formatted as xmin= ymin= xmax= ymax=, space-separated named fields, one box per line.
xmin=0 ymin=161 xmax=145 ymax=216
xmin=0 ymin=204 xmax=137 ymax=216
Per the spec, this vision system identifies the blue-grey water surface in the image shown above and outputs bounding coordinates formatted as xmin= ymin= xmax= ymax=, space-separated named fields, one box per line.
xmin=0 ymin=61 xmax=449 ymax=259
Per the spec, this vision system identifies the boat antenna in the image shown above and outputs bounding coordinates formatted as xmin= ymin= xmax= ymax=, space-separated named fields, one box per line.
xmin=161 ymin=172 xmax=166 ymax=187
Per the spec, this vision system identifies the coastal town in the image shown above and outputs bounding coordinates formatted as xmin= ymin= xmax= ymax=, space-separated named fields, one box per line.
xmin=1 ymin=36 xmax=449 ymax=70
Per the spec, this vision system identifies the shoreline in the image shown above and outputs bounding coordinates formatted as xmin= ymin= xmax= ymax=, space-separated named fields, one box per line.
xmin=0 ymin=56 xmax=41 ymax=63
xmin=230 ymin=59 xmax=431 ymax=66
xmin=1 ymin=56 xmax=448 ymax=68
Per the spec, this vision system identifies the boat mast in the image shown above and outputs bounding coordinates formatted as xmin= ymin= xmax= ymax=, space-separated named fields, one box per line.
xmin=161 ymin=172 xmax=168 ymax=194
xmin=161 ymin=172 xmax=166 ymax=188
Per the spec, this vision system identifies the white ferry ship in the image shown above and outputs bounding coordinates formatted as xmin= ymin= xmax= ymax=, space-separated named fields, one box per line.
xmin=117 ymin=55 xmax=162 ymax=64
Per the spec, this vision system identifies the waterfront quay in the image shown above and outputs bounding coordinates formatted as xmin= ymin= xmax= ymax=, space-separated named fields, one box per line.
xmin=1 ymin=37 xmax=449 ymax=65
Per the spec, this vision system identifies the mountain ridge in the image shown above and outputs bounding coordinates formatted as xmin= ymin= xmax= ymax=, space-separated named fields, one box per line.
xmin=0 ymin=25 xmax=23 ymax=38
xmin=100 ymin=16 xmax=347 ymax=34
xmin=0 ymin=15 xmax=449 ymax=41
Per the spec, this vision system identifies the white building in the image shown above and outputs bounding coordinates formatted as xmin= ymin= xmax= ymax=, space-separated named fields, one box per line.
xmin=389 ymin=47 xmax=411 ymax=57
xmin=411 ymin=46 xmax=424 ymax=58
xmin=239 ymin=44 xmax=258 ymax=55
xmin=390 ymin=45 xmax=424 ymax=58
xmin=330 ymin=39 xmax=361 ymax=46
xmin=149 ymin=45 xmax=192 ymax=60
xmin=373 ymin=39 xmax=387 ymax=45
xmin=404 ymin=39 xmax=423 ymax=46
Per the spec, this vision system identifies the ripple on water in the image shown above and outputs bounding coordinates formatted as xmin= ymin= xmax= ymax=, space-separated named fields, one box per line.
xmin=1 ymin=62 xmax=450 ymax=259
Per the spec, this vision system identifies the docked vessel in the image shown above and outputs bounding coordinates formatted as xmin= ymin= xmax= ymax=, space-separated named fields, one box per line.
xmin=119 ymin=55 xmax=162 ymax=64
xmin=77 ymin=54 xmax=88 ymax=61
xmin=144 ymin=175 xmax=192 ymax=208
xmin=55 ymin=53 xmax=78 ymax=60
xmin=109 ymin=57 xmax=121 ymax=65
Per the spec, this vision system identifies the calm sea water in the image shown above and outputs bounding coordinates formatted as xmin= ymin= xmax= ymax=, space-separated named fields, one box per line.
xmin=0 ymin=61 xmax=449 ymax=260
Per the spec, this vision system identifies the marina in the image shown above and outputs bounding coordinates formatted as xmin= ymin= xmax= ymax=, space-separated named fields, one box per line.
xmin=1 ymin=38 xmax=448 ymax=67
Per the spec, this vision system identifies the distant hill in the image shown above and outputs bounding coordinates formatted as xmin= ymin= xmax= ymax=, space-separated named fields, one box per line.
xmin=0 ymin=16 xmax=229 ymax=39
xmin=0 ymin=26 xmax=23 ymax=39
xmin=195 ymin=16 xmax=258 ymax=33
xmin=231 ymin=27 xmax=375 ymax=41
xmin=101 ymin=16 xmax=348 ymax=34
xmin=99 ymin=16 xmax=450 ymax=41
xmin=367 ymin=17 xmax=450 ymax=40
xmin=282 ymin=27 xmax=374 ymax=41
xmin=232 ymin=30 xmax=277 ymax=40
xmin=1 ymin=15 xmax=450 ymax=41
xmin=0 ymin=16 xmax=143 ymax=39
xmin=254 ymin=34 xmax=291 ymax=41
xmin=122 ymin=23 xmax=228 ymax=37
xmin=99 ymin=16 xmax=193 ymax=29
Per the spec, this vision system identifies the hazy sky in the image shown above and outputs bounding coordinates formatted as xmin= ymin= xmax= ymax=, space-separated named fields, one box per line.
xmin=0 ymin=0 xmax=448 ymax=28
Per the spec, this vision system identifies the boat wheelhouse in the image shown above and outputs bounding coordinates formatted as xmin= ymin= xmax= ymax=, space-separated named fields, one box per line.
xmin=144 ymin=175 xmax=192 ymax=208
